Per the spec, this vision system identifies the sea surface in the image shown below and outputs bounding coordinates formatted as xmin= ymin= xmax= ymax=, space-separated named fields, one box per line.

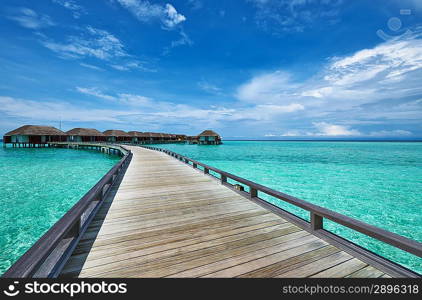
xmin=0 ymin=141 xmax=420 ymax=275
xmin=153 ymin=141 xmax=422 ymax=274
xmin=0 ymin=143 xmax=120 ymax=275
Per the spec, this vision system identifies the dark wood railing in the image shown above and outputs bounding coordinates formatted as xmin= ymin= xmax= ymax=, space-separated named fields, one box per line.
xmin=2 ymin=145 xmax=132 ymax=278
xmin=143 ymin=146 xmax=422 ymax=272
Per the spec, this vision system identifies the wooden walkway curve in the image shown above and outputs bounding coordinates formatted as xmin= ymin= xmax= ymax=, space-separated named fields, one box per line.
xmin=60 ymin=146 xmax=391 ymax=278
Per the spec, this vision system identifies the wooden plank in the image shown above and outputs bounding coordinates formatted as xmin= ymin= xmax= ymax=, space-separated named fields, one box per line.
xmin=166 ymin=232 xmax=313 ymax=278
xmin=276 ymin=251 xmax=353 ymax=277
xmin=79 ymin=224 xmax=302 ymax=277
xmin=79 ymin=216 xmax=284 ymax=255
xmin=84 ymin=221 xmax=289 ymax=262
xmin=75 ymin=213 xmax=280 ymax=254
xmin=346 ymin=266 xmax=385 ymax=278
xmin=238 ymin=245 xmax=341 ymax=278
xmin=82 ymin=210 xmax=269 ymax=245
xmin=201 ymin=240 xmax=328 ymax=278
xmin=310 ymin=258 xmax=367 ymax=278
xmin=88 ymin=229 xmax=310 ymax=278
xmin=59 ymin=146 xmax=390 ymax=278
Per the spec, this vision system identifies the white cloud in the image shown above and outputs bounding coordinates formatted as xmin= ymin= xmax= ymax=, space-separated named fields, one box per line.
xmin=76 ymin=87 xmax=155 ymax=107
xmin=280 ymin=130 xmax=303 ymax=137
xmin=118 ymin=93 xmax=153 ymax=106
xmin=76 ymin=87 xmax=116 ymax=101
xmin=368 ymin=130 xmax=412 ymax=137
xmin=0 ymin=94 xmax=231 ymax=132
xmin=0 ymin=96 xmax=127 ymax=122
xmin=236 ymin=71 xmax=297 ymax=103
xmin=198 ymin=81 xmax=223 ymax=95
xmin=0 ymin=86 xmax=417 ymax=137
xmin=162 ymin=30 xmax=193 ymax=55
xmin=75 ymin=86 xmax=306 ymax=123
xmin=312 ymin=122 xmax=361 ymax=136
xmin=110 ymin=60 xmax=155 ymax=72
xmin=79 ymin=63 xmax=104 ymax=71
xmin=41 ymin=26 xmax=127 ymax=60
xmin=52 ymin=0 xmax=86 ymax=18
xmin=8 ymin=8 xmax=55 ymax=29
xmin=273 ymin=127 xmax=413 ymax=137
xmin=170 ymin=30 xmax=193 ymax=48
xmin=116 ymin=0 xmax=186 ymax=29
xmin=325 ymin=38 xmax=422 ymax=86
xmin=110 ymin=64 xmax=129 ymax=71
xmin=301 ymin=87 xmax=333 ymax=98
xmin=163 ymin=4 xmax=186 ymax=28
xmin=235 ymin=29 xmax=422 ymax=134
xmin=247 ymin=0 xmax=343 ymax=33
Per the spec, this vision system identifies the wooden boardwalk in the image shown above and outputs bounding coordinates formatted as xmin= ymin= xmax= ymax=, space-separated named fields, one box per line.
xmin=60 ymin=146 xmax=391 ymax=278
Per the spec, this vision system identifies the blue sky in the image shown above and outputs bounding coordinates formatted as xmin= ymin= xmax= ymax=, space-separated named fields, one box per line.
xmin=0 ymin=0 xmax=421 ymax=139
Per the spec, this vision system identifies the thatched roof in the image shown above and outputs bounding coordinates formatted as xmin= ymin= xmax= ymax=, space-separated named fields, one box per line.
xmin=141 ymin=132 xmax=152 ymax=138
xmin=137 ymin=132 xmax=150 ymax=137
xmin=128 ymin=131 xmax=144 ymax=137
xmin=103 ymin=130 xmax=130 ymax=137
xmin=198 ymin=130 xmax=220 ymax=137
xmin=5 ymin=125 xmax=67 ymax=136
xmin=146 ymin=132 xmax=161 ymax=138
xmin=67 ymin=128 xmax=104 ymax=136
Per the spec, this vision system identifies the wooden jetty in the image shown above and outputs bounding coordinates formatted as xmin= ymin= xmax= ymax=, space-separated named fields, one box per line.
xmin=3 ymin=143 xmax=421 ymax=278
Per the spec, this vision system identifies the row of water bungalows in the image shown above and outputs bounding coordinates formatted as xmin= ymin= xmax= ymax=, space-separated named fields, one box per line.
xmin=2 ymin=125 xmax=222 ymax=147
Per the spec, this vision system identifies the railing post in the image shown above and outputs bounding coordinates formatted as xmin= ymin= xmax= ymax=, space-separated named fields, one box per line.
xmin=221 ymin=174 xmax=227 ymax=184
xmin=204 ymin=168 xmax=209 ymax=174
xmin=310 ymin=212 xmax=323 ymax=231
xmin=249 ymin=187 xmax=257 ymax=198
xmin=193 ymin=163 xmax=197 ymax=168
xmin=65 ymin=218 xmax=81 ymax=238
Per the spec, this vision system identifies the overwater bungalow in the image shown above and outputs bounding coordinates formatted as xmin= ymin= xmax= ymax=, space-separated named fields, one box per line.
xmin=67 ymin=128 xmax=106 ymax=143
xmin=103 ymin=130 xmax=131 ymax=143
xmin=197 ymin=130 xmax=222 ymax=145
xmin=128 ymin=131 xmax=144 ymax=144
xmin=147 ymin=132 xmax=162 ymax=143
xmin=187 ymin=136 xmax=198 ymax=144
xmin=162 ymin=133 xmax=171 ymax=142
xmin=141 ymin=132 xmax=153 ymax=143
xmin=3 ymin=125 xmax=67 ymax=147
xmin=175 ymin=134 xmax=187 ymax=141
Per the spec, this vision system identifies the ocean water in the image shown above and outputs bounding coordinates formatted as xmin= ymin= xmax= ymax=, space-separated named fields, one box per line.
xmin=0 ymin=143 xmax=120 ymax=275
xmin=153 ymin=141 xmax=422 ymax=274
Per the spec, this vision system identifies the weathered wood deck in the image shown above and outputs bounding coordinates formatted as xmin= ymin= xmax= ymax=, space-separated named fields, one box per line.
xmin=60 ymin=146 xmax=391 ymax=278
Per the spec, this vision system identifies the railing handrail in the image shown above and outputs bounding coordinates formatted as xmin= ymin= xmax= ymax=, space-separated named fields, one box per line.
xmin=143 ymin=146 xmax=422 ymax=259
xmin=2 ymin=144 xmax=132 ymax=278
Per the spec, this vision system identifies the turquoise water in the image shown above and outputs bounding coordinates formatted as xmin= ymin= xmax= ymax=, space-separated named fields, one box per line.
xmin=153 ymin=141 xmax=422 ymax=274
xmin=0 ymin=143 xmax=120 ymax=275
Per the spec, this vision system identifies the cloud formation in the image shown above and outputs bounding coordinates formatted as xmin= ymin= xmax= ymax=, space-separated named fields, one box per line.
xmin=51 ymin=0 xmax=86 ymax=18
xmin=198 ymin=81 xmax=224 ymax=95
xmin=8 ymin=8 xmax=55 ymax=29
xmin=41 ymin=26 xmax=127 ymax=60
xmin=234 ymin=29 xmax=422 ymax=136
xmin=247 ymin=0 xmax=343 ymax=33
xmin=116 ymin=0 xmax=186 ymax=29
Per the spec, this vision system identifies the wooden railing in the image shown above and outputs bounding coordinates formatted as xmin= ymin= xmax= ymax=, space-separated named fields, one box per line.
xmin=2 ymin=145 xmax=132 ymax=278
xmin=143 ymin=146 xmax=422 ymax=274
